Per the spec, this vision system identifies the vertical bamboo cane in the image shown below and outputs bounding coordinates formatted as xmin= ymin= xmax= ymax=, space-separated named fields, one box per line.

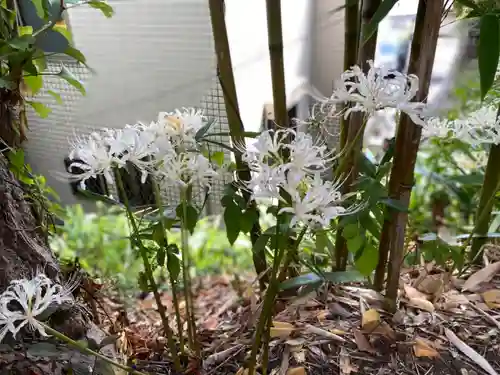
xmin=334 ymin=0 xmax=360 ymax=270
xmin=208 ymin=0 xmax=268 ymax=286
xmin=375 ymin=0 xmax=444 ymax=308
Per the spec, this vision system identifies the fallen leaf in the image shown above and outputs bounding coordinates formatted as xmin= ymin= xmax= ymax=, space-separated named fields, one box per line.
xmin=482 ymin=290 xmax=500 ymax=309
xmin=413 ymin=337 xmax=440 ymax=358
xmin=286 ymin=338 xmax=306 ymax=347
xmin=339 ymin=347 xmax=358 ymax=374
xmin=316 ymin=310 xmax=330 ymax=322
xmin=408 ymin=297 xmax=435 ymax=312
xmin=270 ymin=321 xmax=295 ymax=338
xmin=287 ymin=367 xmax=306 ymax=375
xmin=236 ymin=368 xmax=249 ymax=375
xmin=404 ymin=284 xmax=429 ymax=300
xmin=304 ymin=324 xmax=346 ymax=342
xmin=331 ymin=328 xmax=347 ymax=335
xmin=203 ymin=316 xmax=219 ymax=330
xmin=417 ymin=274 xmax=446 ymax=295
xmin=361 ymin=309 xmax=380 ymax=331
xmin=353 ymin=329 xmax=376 ymax=353
xmin=462 ymin=261 xmax=500 ymax=292
xmin=445 ymin=328 xmax=499 ymax=375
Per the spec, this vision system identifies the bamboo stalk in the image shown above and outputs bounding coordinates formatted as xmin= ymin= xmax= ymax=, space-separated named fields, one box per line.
xmin=334 ymin=0 xmax=360 ymax=270
xmin=375 ymin=0 xmax=444 ymax=308
xmin=265 ymin=0 xmax=288 ymax=131
xmin=470 ymin=113 xmax=500 ymax=262
xmin=208 ymin=0 xmax=268 ymax=286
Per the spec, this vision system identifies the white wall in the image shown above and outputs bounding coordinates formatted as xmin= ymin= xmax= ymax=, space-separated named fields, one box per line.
xmin=23 ymin=0 xmax=217 ymax=207
xmin=225 ymin=0 xmax=314 ymax=132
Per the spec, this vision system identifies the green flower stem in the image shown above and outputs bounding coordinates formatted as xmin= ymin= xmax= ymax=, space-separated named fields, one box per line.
xmin=41 ymin=323 xmax=147 ymax=375
xmin=114 ymin=172 xmax=181 ymax=371
xmin=247 ymin=217 xmax=307 ymax=375
xmin=470 ymin=109 xmax=500 ymax=262
xmin=152 ymin=181 xmax=184 ymax=354
xmin=180 ymin=187 xmax=199 ymax=355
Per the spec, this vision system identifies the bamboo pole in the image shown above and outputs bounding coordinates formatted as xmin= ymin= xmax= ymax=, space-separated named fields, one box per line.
xmin=208 ymin=0 xmax=268 ymax=286
xmin=375 ymin=0 xmax=444 ymax=308
xmin=334 ymin=0 xmax=360 ymax=270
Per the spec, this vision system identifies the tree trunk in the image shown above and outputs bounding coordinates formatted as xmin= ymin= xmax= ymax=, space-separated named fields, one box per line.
xmin=0 ymin=153 xmax=59 ymax=289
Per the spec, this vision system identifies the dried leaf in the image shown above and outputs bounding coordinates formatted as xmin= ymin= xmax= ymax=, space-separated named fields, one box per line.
xmin=361 ymin=309 xmax=380 ymax=331
xmin=286 ymin=338 xmax=306 ymax=347
xmin=404 ymin=284 xmax=429 ymax=300
xmin=482 ymin=289 xmax=500 ymax=309
xmin=413 ymin=337 xmax=440 ymax=358
xmin=287 ymin=367 xmax=306 ymax=375
xmin=445 ymin=328 xmax=499 ymax=375
xmin=353 ymin=329 xmax=376 ymax=353
xmin=304 ymin=324 xmax=346 ymax=342
xmin=462 ymin=261 xmax=500 ymax=292
xmin=408 ymin=297 xmax=435 ymax=312
xmin=270 ymin=321 xmax=295 ymax=338
xmin=339 ymin=347 xmax=358 ymax=374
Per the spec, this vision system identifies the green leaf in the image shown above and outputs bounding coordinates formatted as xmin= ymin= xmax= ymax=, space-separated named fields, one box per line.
xmin=175 ymin=203 xmax=198 ymax=234
xmin=24 ymin=74 xmax=43 ymax=95
xmin=381 ymin=198 xmax=408 ymax=212
xmin=342 ymin=223 xmax=358 ymax=239
xmin=57 ymin=64 xmax=85 ymax=94
xmin=376 ymin=161 xmax=393 ymax=180
xmin=7 ymin=149 xmax=25 ymax=171
xmin=455 ymin=0 xmax=479 ymax=10
xmin=358 ymin=154 xmax=376 ymax=177
xmin=27 ymin=101 xmax=51 ymax=118
xmin=30 ymin=0 xmax=46 ymax=18
xmin=347 ymin=236 xmax=364 ymax=253
xmin=211 ymin=151 xmax=225 ymax=166
xmin=359 ymin=214 xmax=381 ymax=239
xmin=253 ymin=233 xmax=270 ymax=255
xmin=363 ymin=0 xmax=399 ymax=43
xmin=195 ymin=118 xmax=216 ymax=140
xmin=279 ymin=270 xmax=365 ymax=291
xmin=8 ymin=35 xmax=35 ymax=51
xmin=54 ymin=24 xmax=72 ymax=43
xmin=63 ymin=46 xmax=86 ymax=64
xmin=88 ymin=1 xmax=114 ymax=18
xmin=0 ymin=77 xmax=15 ymax=89
xmin=224 ymin=200 xmax=242 ymax=245
xmin=18 ymin=26 xmax=33 ymax=36
xmin=355 ymin=243 xmax=379 ymax=276
xmin=167 ymin=252 xmax=181 ymax=279
xmin=152 ymin=222 xmax=166 ymax=247
xmin=478 ymin=14 xmax=500 ymax=100
xmin=489 ymin=213 xmax=500 ymax=233
xmin=240 ymin=207 xmax=258 ymax=233
xmin=138 ymin=272 xmax=149 ymax=292
xmin=47 ymin=90 xmax=63 ymax=104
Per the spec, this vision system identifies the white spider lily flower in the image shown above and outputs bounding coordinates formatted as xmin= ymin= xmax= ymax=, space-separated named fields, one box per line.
xmin=158 ymin=151 xmax=219 ymax=190
xmin=68 ymin=133 xmax=121 ymax=187
xmin=279 ymin=174 xmax=361 ymax=228
xmin=285 ymin=130 xmax=333 ymax=174
xmin=0 ymin=274 xmax=77 ymax=342
xmin=242 ymin=129 xmax=290 ymax=166
xmin=424 ymin=106 xmax=500 ymax=145
xmin=157 ymin=107 xmax=207 ymax=146
xmin=319 ymin=60 xmax=427 ymax=124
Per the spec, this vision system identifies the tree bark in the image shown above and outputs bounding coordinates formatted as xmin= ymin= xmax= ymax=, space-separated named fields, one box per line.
xmin=0 ymin=153 xmax=59 ymax=289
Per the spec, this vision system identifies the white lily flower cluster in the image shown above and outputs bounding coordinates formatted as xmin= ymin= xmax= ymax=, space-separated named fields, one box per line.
xmin=423 ymin=105 xmax=500 ymax=146
xmin=317 ymin=60 xmax=428 ymax=126
xmin=240 ymin=128 xmax=362 ymax=228
xmin=67 ymin=108 xmax=219 ymax=191
xmin=0 ymin=274 xmax=76 ymax=342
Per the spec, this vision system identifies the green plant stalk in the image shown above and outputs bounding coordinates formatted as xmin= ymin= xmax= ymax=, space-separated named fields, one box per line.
xmin=42 ymin=324 xmax=147 ymax=375
xmin=180 ymin=187 xmax=199 ymax=355
xmin=470 ymin=111 xmax=500 ymax=261
xmin=208 ymin=0 xmax=268 ymax=286
xmin=247 ymin=218 xmax=286 ymax=375
xmin=114 ymin=172 xmax=180 ymax=370
xmin=335 ymin=0 xmax=380 ymax=271
xmin=375 ymin=0 xmax=444 ymax=307
xmin=152 ymin=182 xmax=184 ymax=354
